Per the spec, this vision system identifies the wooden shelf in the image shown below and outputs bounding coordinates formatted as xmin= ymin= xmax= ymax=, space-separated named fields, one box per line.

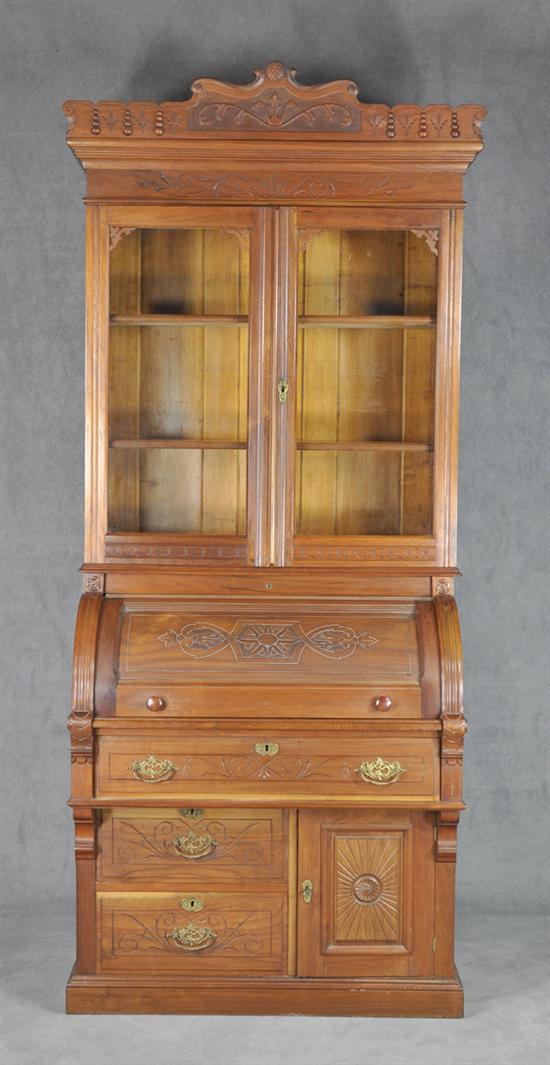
xmin=110 ymin=439 xmax=247 ymax=450
xmin=110 ymin=314 xmax=248 ymax=327
xmin=296 ymin=441 xmax=432 ymax=452
xmin=298 ymin=315 xmax=435 ymax=329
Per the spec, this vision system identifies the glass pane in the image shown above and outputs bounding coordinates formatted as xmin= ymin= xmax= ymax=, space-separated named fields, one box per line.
xmin=295 ymin=451 xmax=433 ymax=536
xmin=297 ymin=229 xmax=437 ymax=316
xmin=108 ymin=228 xmax=249 ymax=533
xmin=295 ymin=228 xmax=437 ymax=536
xmin=109 ymin=448 xmax=246 ymax=534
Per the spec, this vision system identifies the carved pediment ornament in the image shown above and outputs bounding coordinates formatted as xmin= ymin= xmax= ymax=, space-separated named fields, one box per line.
xmin=63 ymin=61 xmax=486 ymax=143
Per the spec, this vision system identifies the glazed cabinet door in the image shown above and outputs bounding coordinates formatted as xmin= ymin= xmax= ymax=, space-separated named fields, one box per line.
xmin=297 ymin=810 xmax=435 ymax=978
xmin=95 ymin=205 xmax=272 ymax=565
xmin=273 ymin=206 xmax=455 ymax=568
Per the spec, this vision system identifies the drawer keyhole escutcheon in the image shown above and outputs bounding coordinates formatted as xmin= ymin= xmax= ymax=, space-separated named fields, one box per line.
xmin=255 ymin=741 xmax=280 ymax=757
xmin=302 ymin=880 xmax=313 ymax=904
xmin=180 ymin=897 xmax=205 ymax=912
xmin=179 ymin=807 xmax=204 ymax=819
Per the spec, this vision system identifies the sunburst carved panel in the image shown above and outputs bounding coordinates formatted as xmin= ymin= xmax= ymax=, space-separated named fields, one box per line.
xmin=334 ymin=833 xmax=402 ymax=942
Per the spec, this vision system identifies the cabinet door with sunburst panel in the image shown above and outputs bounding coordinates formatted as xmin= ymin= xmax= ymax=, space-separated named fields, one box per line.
xmin=297 ymin=810 xmax=435 ymax=978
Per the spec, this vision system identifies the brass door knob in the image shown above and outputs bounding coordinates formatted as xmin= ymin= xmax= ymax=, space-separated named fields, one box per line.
xmin=146 ymin=695 xmax=166 ymax=712
xmin=372 ymin=695 xmax=392 ymax=711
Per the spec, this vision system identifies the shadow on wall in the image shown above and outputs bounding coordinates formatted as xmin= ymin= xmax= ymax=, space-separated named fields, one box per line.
xmin=121 ymin=0 xmax=427 ymax=105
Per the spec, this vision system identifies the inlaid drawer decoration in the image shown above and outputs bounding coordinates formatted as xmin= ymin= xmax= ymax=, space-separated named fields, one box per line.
xmin=96 ymin=735 xmax=439 ymax=799
xmin=98 ymin=808 xmax=286 ymax=882
xmin=98 ymin=892 xmax=286 ymax=974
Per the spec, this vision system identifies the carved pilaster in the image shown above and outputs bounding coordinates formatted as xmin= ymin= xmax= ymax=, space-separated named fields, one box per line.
xmin=434 ymin=595 xmax=467 ymax=802
xmin=68 ymin=593 xmax=103 ymax=796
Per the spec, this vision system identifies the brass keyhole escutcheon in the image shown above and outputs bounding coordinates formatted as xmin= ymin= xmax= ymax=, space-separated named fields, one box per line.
xmin=277 ymin=379 xmax=289 ymax=404
xmin=255 ymin=741 xmax=279 ymax=757
xmin=302 ymin=879 xmax=313 ymax=903
xmin=180 ymin=896 xmax=205 ymax=912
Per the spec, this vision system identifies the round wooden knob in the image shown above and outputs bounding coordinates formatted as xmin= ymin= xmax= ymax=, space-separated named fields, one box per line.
xmin=146 ymin=695 xmax=166 ymax=713
xmin=372 ymin=695 xmax=392 ymax=711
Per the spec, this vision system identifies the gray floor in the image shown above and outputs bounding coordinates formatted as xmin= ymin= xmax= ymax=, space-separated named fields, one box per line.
xmin=2 ymin=910 xmax=549 ymax=1065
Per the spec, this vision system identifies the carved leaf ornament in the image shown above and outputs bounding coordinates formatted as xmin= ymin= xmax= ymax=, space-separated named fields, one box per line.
xmin=158 ymin=620 xmax=378 ymax=662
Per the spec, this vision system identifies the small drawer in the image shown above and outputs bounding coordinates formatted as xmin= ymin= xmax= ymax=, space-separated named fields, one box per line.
xmin=98 ymin=807 xmax=287 ymax=884
xmin=98 ymin=891 xmax=286 ymax=974
xmin=96 ymin=734 xmax=439 ymax=800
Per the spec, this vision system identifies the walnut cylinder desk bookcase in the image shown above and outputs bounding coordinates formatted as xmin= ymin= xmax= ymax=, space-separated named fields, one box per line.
xmin=63 ymin=61 xmax=485 ymax=1016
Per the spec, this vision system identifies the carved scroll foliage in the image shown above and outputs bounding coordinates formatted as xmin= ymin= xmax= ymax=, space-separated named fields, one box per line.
xmin=187 ymin=61 xmax=361 ymax=132
xmin=117 ymin=909 xmax=268 ymax=957
xmin=158 ymin=620 xmax=378 ymax=662
xmin=115 ymin=815 xmax=265 ymax=867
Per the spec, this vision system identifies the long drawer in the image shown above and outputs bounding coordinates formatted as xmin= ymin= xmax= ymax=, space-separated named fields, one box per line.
xmin=98 ymin=891 xmax=287 ymax=974
xmin=96 ymin=734 xmax=439 ymax=800
xmin=98 ymin=807 xmax=287 ymax=884
xmin=115 ymin=684 xmax=421 ymax=718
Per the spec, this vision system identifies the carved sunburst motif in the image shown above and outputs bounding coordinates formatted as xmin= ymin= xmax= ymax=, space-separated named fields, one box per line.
xmin=334 ymin=835 xmax=401 ymax=942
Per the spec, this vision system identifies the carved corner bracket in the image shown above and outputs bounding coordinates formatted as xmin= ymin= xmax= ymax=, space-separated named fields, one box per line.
xmin=435 ymin=810 xmax=460 ymax=863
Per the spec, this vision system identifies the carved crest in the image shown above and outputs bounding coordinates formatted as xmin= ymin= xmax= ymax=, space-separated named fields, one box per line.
xmin=64 ymin=61 xmax=486 ymax=144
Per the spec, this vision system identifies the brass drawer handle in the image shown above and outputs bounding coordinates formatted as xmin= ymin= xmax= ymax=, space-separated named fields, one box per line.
xmin=173 ymin=830 xmax=217 ymax=859
xmin=167 ymin=922 xmax=217 ymax=951
xmin=302 ymin=879 xmax=313 ymax=903
xmin=356 ymin=756 xmax=406 ymax=785
xmin=130 ymin=754 xmax=176 ymax=782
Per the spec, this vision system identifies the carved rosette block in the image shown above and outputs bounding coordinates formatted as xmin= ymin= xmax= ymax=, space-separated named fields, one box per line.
xmin=82 ymin=572 xmax=105 ymax=593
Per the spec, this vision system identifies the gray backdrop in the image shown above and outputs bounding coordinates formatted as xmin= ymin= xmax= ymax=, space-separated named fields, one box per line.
xmin=1 ymin=0 xmax=549 ymax=917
